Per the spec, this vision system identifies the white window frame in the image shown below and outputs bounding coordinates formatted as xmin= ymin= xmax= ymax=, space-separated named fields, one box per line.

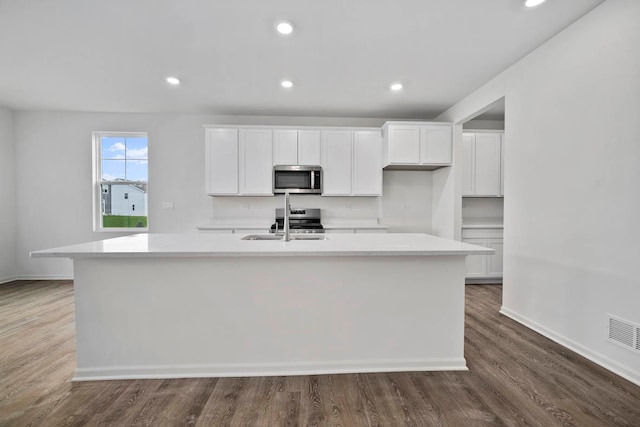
xmin=92 ymin=131 xmax=149 ymax=232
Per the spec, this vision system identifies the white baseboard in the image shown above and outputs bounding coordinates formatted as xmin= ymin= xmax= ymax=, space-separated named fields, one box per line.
xmin=0 ymin=275 xmax=17 ymax=284
xmin=500 ymin=306 xmax=640 ymax=387
xmin=16 ymin=274 xmax=73 ymax=281
xmin=465 ymin=278 xmax=502 ymax=285
xmin=73 ymin=357 xmax=468 ymax=381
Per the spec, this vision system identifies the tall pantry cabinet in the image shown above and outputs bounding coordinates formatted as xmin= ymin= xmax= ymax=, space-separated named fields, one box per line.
xmin=460 ymin=131 xmax=505 ymax=282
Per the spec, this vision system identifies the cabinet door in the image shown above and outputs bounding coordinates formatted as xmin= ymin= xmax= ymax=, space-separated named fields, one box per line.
xmin=206 ymin=129 xmax=238 ymax=195
xmin=297 ymin=130 xmax=321 ymax=165
xmin=273 ymin=130 xmax=298 ymax=165
xmin=486 ymin=238 xmax=504 ymax=276
xmin=475 ymin=133 xmax=502 ymax=196
xmin=463 ymin=238 xmax=487 ymax=277
xmin=321 ymin=131 xmax=352 ymax=195
xmin=388 ymin=125 xmax=420 ymax=164
xmin=461 ymin=133 xmax=475 ymax=196
xmin=353 ymin=131 xmax=382 ymax=196
xmin=420 ymin=126 xmax=452 ymax=164
xmin=239 ymin=129 xmax=273 ymax=195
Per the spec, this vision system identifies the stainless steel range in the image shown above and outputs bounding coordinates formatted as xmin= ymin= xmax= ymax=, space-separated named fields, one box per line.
xmin=270 ymin=208 xmax=324 ymax=234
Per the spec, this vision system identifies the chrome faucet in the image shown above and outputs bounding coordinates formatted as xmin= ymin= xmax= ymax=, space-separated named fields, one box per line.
xmin=283 ymin=191 xmax=291 ymax=241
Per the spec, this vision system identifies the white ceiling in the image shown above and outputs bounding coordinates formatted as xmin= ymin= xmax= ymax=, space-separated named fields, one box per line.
xmin=0 ymin=0 xmax=604 ymax=119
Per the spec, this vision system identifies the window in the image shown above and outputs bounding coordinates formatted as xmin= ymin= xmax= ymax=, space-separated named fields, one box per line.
xmin=93 ymin=132 xmax=148 ymax=231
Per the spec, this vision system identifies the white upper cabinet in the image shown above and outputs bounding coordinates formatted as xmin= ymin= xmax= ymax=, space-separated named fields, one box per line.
xmin=207 ymin=126 xmax=382 ymax=197
xmin=205 ymin=128 xmax=239 ymax=195
xmin=353 ymin=131 xmax=383 ymax=196
xmin=321 ymin=131 xmax=353 ymax=196
xmin=273 ymin=129 xmax=321 ymax=166
xmin=420 ymin=126 xmax=452 ymax=164
xmin=387 ymin=125 xmax=420 ymax=164
xmin=462 ymin=132 xmax=503 ymax=197
xmin=239 ymin=129 xmax=273 ymax=195
xmin=475 ymin=133 xmax=501 ymax=195
xmin=461 ymin=133 xmax=476 ymax=195
xmin=382 ymin=122 xmax=452 ymax=169
xmin=321 ymin=130 xmax=382 ymax=197
xmin=273 ymin=130 xmax=298 ymax=165
xmin=205 ymin=127 xmax=273 ymax=196
xmin=297 ymin=130 xmax=322 ymax=165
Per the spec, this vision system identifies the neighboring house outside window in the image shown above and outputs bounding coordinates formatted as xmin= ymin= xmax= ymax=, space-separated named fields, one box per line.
xmin=93 ymin=132 xmax=148 ymax=231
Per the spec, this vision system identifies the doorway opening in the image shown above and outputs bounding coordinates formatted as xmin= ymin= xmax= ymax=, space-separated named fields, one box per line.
xmin=458 ymin=97 xmax=505 ymax=286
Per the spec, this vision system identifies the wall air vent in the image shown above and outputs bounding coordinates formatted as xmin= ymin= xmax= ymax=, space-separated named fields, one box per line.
xmin=607 ymin=315 xmax=640 ymax=355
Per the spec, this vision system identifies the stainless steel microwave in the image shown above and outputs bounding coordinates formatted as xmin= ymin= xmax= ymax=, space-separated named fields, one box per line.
xmin=273 ymin=165 xmax=322 ymax=194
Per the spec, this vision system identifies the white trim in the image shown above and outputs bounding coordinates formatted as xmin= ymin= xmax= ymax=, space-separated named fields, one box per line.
xmin=462 ymin=129 xmax=505 ymax=134
xmin=0 ymin=275 xmax=17 ymax=284
xmin=465 ymin=278 xmax=503 ymax=284
xmin=16 ymin=274 xmax=73 ymax=281
xmin=500 ymin=306 xmax=640 ymax=387
xmin=382 ymin=121 xmax=453 ymax=127
xmin=203 ymin=124 xmax=383 ymax=131
xmin=73 ymin=357 xmax=468 ymax=381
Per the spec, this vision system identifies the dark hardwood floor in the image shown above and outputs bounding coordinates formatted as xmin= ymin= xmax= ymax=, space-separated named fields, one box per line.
xmin=1 ymin=280 xmax=638 ymax=426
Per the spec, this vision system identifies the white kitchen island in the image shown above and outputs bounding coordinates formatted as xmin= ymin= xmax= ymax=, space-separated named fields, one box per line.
xmin=31 ymin=233 xmax=493 ymax=381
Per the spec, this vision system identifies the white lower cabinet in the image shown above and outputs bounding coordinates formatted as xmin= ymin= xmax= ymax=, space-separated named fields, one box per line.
xmin=463 ymin=238 xmax=487 ymax=276
xmin=486 ymin=238 xmax=504 ymax=276
xmin=462 ymin=228 xmax=503 ymax=280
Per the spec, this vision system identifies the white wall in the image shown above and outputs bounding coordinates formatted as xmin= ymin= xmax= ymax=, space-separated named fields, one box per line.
xmin=463 ymin=119 xmax=504 ymax=130
xmin=210 ymin=195 xmax=380 ymax=224
xmin=0 ymin=107 xmax=16 ymax=283
xmin=462 ymin=198 xmax=504 ymax=220
xmin=437 ymin=0 xmax=640 ymax=385
xmin=16 ymin=112 xmax=439 ymax=278
xmin=381 ymin=171 xmax=433 ymax=233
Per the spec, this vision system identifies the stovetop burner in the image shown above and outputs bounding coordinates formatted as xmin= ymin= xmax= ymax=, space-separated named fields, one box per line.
xmin=270 ymin=208 xmax=324 ymax=234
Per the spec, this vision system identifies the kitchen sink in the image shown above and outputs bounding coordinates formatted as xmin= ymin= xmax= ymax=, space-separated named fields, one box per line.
xmin=241 ymin=234 xmax=328 ymax=241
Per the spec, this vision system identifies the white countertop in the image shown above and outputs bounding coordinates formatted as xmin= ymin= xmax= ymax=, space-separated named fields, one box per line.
xmin=461 ymin=218 xmax=504 ymax=229
xmin=31 ymin=233 xmax=493 ymax=259
xmin=196 ymin=222 xmax=272 ymax=230
xmin=196 ymin=219 xmax=389 ymax=231
xmin=322 ymin=219 xmax=389 ymax=230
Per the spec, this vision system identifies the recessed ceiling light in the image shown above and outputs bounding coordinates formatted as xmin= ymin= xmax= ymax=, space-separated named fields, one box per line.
xmin=390 ymin=83 xmax=403 ymax=91
xmin=166 ymin=76 xmax=181 ymax=85
xmin=281 ymin=80 xmax=294 ymax=89
xmin=276 ymin=21 xmax=294 ymax=35
xmin=525 ymin=0 xmax=546 ymax=7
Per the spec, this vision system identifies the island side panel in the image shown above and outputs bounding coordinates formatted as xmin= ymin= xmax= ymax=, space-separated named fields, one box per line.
xmin=72 ymin=255 xmax=466 ymax=380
